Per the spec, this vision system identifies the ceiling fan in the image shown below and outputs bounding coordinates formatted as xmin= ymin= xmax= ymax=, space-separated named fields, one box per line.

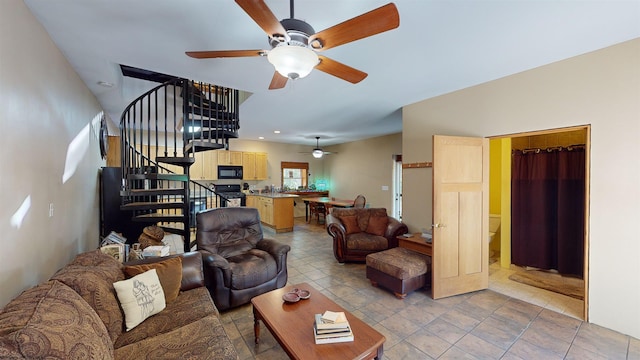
xmin=186 ymin=0 xmax=400 ymax=90
xmin=300 ymin=137 xmax=335 ymax=158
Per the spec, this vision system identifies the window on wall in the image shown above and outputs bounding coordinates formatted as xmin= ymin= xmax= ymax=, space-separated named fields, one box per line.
xmin=281 ymin=161 xmax=308 ymax=190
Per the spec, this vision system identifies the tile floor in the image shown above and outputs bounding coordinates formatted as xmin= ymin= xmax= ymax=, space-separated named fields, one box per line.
xmin=218 ymin=219 xmax=640 ymax=359
xmin=488 ymin=261 xmax=585 ymax=321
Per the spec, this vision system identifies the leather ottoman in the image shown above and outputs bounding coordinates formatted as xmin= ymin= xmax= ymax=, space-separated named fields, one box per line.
xmin=366 ymin=247 xmax=431 ymax=299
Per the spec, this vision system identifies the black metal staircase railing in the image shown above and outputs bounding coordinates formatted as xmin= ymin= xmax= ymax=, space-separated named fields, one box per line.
xmin=119 ymin=78 xmax=240 ymax=251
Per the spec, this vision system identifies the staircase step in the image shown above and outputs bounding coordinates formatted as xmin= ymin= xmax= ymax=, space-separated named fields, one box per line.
xmin=121 ymin=201 xmax=185 ymax=211
xmin=121 ymin=188 xmax=185 ymax=197
xmin=185 ymin=129 xmax=239 ymax=142
xmin=127 ymin=173 xmax=189 ymax=181
xmin=156 ymin=156 xmax=195 ymax=166
xmin=183 ymin=117 xmax=239 ymax=128
xmin=131 ymin=213 xmax=186 ymax=223
xmin=184 ymin=141 xmax=226 ymax=154
xmin=185 ymin=106 xmax=237 ymax=120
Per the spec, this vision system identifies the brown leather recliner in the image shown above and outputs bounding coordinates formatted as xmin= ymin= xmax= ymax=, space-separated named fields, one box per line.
xmin=326 ymin=208 xmax=408 ymax=263
xmin=196 ymin=207 xmax=290 ymax=311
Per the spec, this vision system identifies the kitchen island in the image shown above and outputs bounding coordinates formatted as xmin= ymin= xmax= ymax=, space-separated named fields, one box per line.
xmin=246 ymin=194 xmax=299 ymax=233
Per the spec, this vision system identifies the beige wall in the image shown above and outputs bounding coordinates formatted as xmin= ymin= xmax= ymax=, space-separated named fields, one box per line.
xmin=324 ymin=133 xmax=402 ymax=211
xmin=1 ymin=1 xmax=105 ymax=306
xmin=403 ymin=38 xmax=640 ymax=338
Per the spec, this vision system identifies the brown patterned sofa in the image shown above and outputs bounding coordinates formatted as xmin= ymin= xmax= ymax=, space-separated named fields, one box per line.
xmin=0 ymin=250 xmax=238 ymax=360
xmin=326 ymin=207 xmax=408 ymax=263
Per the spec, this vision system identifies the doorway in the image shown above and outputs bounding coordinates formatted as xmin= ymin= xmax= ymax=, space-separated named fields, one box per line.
xmin=392 ymin=154 xmax=403 ymax=220
xmin=488 ymin=125 xmax=590 ymax=321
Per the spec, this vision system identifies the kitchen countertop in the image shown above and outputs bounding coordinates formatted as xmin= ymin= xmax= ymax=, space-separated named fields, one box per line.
xmin=246 ymin=193 xmax=300 ymax=199
xmin=283 ymin=191 xmax=329 ymax=196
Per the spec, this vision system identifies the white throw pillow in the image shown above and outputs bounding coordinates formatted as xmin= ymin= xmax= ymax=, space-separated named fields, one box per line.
xmin=113 ymin=268 xmax=166 ymax=331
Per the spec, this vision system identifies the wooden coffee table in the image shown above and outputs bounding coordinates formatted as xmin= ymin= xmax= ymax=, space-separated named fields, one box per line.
xmin=251 ymin=282 xmax=385 ymax=359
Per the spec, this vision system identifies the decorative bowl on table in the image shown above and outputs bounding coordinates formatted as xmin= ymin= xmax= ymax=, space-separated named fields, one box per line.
xmin=282 ymin=292 xmax=300 ymax=303
xmin=282 ymin=288 xmax=311 ymax=303
xmin=296 ymin=289 xmax=311 ymax=299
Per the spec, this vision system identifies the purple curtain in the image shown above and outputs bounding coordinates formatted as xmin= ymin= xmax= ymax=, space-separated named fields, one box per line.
xmin=511 ymin=147 xmax=585 ymax=278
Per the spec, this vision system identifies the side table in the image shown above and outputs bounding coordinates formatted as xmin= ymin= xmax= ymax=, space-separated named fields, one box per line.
xmin=397 ymin=233 xmax=432 ymax=256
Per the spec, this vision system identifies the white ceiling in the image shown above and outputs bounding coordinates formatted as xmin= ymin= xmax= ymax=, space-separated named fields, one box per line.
xmin=24 ymin=0 xmax=640 ymax=147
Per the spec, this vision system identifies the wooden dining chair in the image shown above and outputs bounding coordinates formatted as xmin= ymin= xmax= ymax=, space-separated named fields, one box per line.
xmin=308 ymin=202 xmax=327 ymax=224
xmin=354 ymin=194 xmax=366 ymax=208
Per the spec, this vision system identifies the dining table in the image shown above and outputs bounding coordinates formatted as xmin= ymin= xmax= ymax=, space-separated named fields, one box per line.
xmin=303 ymin=197 xmax=355 ymax=222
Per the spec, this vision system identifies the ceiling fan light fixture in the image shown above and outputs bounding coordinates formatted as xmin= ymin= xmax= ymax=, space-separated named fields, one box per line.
xmin=312 ymin=148 xmax=324 ymax=158
xmin=267 ymin=45 xmax=318 ymax=80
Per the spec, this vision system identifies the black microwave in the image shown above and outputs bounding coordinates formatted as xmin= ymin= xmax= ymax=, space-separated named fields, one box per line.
xmin=218 ymin=165 xmax=243 ymax=179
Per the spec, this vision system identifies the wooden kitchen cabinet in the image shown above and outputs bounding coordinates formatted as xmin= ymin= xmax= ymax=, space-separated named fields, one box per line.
xmin=259 ymin=196 xmax=274 ymax=225
xmin=202 ymin=150 xmax=218 ymax=180
xmin=190 ymin=150 xmax=218 ymax=180
xmin=246 ymin=194 xmax=258 ymax=209
xmin=255 ymin=152 xmax=268 ymax=180
xmin=247 ymin=195 xmax=296 ymax=233
xmin=242 ymin=152 xmax=268 ymax=180
xmin=218 ymin=150 xmax=243 ymax=165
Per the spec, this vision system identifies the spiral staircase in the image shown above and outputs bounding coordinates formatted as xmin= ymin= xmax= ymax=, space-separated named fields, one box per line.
xmin=118 ymin=77 xmax=241 ymax=252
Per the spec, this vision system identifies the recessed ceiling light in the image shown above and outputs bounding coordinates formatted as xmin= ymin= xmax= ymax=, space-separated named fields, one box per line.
xmin=97 ymin=81 xmax=114 ymax=87
xmin=258 ymin=136 xmax=264 ymax=140
xmin=273 ymin=130 xmax=281 ymax=134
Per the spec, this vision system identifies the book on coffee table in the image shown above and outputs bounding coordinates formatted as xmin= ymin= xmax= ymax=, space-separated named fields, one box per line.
xmin=313 ymin=313 xmax=354 ymax=344
xmin=313 ymin=325 xmax=354 ymax=344
xmin=314 ymin=313 xmax=349 ymax=330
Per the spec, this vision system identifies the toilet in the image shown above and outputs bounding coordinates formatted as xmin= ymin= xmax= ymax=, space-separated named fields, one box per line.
xmin=488 ymin=214 xmax=501 ymax=258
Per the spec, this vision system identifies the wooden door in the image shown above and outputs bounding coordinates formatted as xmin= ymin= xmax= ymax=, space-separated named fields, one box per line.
xmin=432 ymin=135 xmax=489 ymax=299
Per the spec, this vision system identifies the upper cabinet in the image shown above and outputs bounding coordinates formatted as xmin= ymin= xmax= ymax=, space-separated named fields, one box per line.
xmin=135 ymin=147 xmax=264 ymax=181
xmin=191 ymin=150 xmax=217 ymax=180
xmin=255 ymin=152 xmax=268 ymax=180
xmin=218 ymin=150 xmax=243 ymax=166
xmin=243 ymin=152 xmax=268 ymax=180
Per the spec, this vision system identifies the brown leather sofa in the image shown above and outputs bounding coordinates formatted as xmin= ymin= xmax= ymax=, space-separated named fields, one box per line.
xmin=196 ymin=207 xmax=291 ymax=311
xmin=327 ymin=207 xmax=408 ymax=263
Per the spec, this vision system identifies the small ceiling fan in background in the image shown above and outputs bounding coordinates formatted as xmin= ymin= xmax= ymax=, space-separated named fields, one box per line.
xmin=186 ymin=0 xmax=399 ymax=89
xmin=299 ymin=137 xmax=336 ymax=158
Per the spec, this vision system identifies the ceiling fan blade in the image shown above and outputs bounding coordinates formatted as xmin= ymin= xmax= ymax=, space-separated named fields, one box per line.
xmin=235 ymin=0 xmax=288 ymax=41
xmin=309 ymin=3 xmax=399 ymax=51
xmin=185 ymin=50 xmax=265 ymax=59
xmin=316 ymin=56 xmax=367 ymax=84
xmin=269 ymin=71 xmax=288 ymax=90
